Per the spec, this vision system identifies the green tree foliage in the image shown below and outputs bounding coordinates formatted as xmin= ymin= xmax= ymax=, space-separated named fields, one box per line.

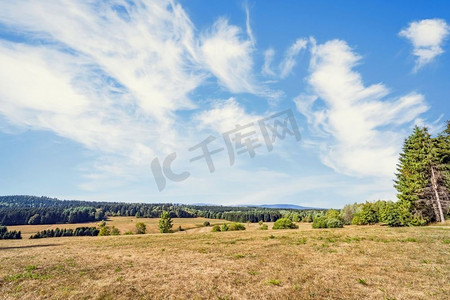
xmin=158 ymin=211 xmax=173 ymax=233
xmin=135 ymin=222 xmax=147 ymax=234
xmin=313 ymin=209 xmax=344 ymax=228
xmin=326 ymin=218 xmax=344 ymax=228
xmin=340 ymin=203 xmax=360 ymax=225
xmin=273 ymin=218 xmax=299 ymax=229
xmin=395 ymin=125 xmax=450 ymax=224
xmin=0 ymin=226 xmax=21 ymax=239
xmin=213 ymin=223 xmax=245 ymax=232
xmin=221 ymin=223 xmax=229 ymax=232
xmin=352 ymin=202 xmax=378 ymax=225
xmin=227 ymin=223 xmax=246 ymax=231
xmin=30 ymin=227 xmax=98 ymax=239
xmin=98 ymin=226 xmax=111 ymax=236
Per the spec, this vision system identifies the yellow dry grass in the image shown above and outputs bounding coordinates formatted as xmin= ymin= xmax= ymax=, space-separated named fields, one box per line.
xmin=0 ymin=220 xmax=449 ymax=300
xmin=6 ymin=217 xmax=227 ymax=238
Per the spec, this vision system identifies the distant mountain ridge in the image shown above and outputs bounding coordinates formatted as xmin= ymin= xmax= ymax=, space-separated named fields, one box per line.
xmin=191 ymin=202 xmax=321 ymax=210
xmin=255 ymin=204 xmax=321 ymax=210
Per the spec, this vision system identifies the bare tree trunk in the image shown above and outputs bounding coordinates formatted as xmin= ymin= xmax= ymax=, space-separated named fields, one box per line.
xmin=431 ymin=166 xmax=445 ymax=223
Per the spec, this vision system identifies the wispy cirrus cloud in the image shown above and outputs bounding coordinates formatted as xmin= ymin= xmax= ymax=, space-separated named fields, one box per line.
xmin=399 ymin=18 xmax=450 ymax=71
xmin=279 ymin=38 xmax=308 ymax=78
xmin=200 ymin=17 xmax=258 ymax=94
xmin=0 ymin=0 xmax=273 ymax=189
xmin=296 ymin=39 xmax=429 ymax=178
xmin=194 ymin=97 xmax=261 ymax=133
xmin=262 ymin=39 xmax=308 ymax=78
xmin=262 ymin=48 xmax=276 ymax=76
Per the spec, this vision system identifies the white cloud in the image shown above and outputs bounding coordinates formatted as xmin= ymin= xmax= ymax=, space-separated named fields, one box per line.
xmin=262 ymin=39 xmax=308 ymax=78
xmin=262 ymin=48 xmax=276 ymax=76
xmin=0 ymin=0 xmax=277 ymax=189
xmin=399 ymin=18 xmax=450 ymax=71
xmin=279 ymin=39 xmax=308 ymax=78
xmin=200 ymin=18 xmax=261 ymax=94
xmin=244 ymin=4 xmax=255 ymax=45
xmin=296 ymin=39 xmax=429 ymax=178
xmin=194 ymin=97 xmax=260 ymax=133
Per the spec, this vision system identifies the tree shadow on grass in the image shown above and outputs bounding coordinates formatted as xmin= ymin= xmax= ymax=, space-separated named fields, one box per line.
xmin=0 ymin=243 xmax=60 ymax=250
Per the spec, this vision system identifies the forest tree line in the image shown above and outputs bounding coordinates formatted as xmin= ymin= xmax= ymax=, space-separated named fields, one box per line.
xmin=0 ymin=196 xmax=323 ymax=226
xmin=0 ymin=226 xmax=21 ymax=239
xmin=30 ymin=227 xmax=99 ymax=239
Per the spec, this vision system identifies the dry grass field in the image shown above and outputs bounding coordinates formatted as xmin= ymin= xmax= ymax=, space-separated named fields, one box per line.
xmin=0 ymin=219 xmax=449 ymax=300
xmin=6 ymin=217 xmax=226 ymax=239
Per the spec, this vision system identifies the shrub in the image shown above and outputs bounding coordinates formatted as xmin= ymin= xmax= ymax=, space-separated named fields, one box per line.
xmin=221 ymin=223 xmax=229 ymax=232
xmin=357 ymin=202 xmax=378 ymax=225
xmin=258 ymin=220 xmax=263 ymax=226
xmin=312 ymin=216 xmax=327 ymax=228
xmin=110 ymin=226 xmax=120 ymax=235
xmin=228 ymin=223 xmax=246 ymax=231
xmin=259 ymin=224 xmax=268 ymax=230
xmin=378 ymin=201 xmax=406 ymax=226
xmin=135 ymin=222 xmax=146 ymax=234
xmin=203 ymin=221 xmax=210 ymax=227
xmin=273 ymin=218 xmax=298 ymax=230
xmin=124 ymin=230 xmax=133 ymax=235
xmin=211 ymin=225 xmax=221 ymax=232
xmin=326 ymin=218 xmax=344 ymax=228
xmin=351 ymin=215 xmax=361 ymax=225
xmin=98 ymin=226 xmax=111 ymax=236
xmin=410 ymin=215 xmax=428 ymax=226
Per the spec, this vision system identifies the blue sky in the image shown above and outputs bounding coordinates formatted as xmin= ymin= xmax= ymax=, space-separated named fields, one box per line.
xmin=0 ymin=1 xmax=449 ymax=208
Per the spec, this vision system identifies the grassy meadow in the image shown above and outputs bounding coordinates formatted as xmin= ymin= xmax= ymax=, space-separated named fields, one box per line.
xmin=0 ymin=219 xmax=449 ymax=299
xmin=5 ymin=217 xmax=226 ymax=239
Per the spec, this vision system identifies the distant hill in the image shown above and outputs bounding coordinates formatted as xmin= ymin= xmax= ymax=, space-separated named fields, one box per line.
xmin=191 ymin=203 xmax=322 ymax=210
xmin=254 ymin=204 xmax=321 ymax=210
xmin=189 ymin=203 xmax=324 ymax=210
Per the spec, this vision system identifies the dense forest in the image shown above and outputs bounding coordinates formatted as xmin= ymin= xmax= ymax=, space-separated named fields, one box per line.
xmin=0 ymin=195 xmax=323 ymax=226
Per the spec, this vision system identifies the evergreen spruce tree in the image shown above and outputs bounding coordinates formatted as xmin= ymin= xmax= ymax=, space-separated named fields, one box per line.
xmin=395 ymin=126 xmax=431 ymax=222
xmin=429 ymin=121 xmax=450 ymax=221
xmin=395 ymin=125 xmax=450 ymax=223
